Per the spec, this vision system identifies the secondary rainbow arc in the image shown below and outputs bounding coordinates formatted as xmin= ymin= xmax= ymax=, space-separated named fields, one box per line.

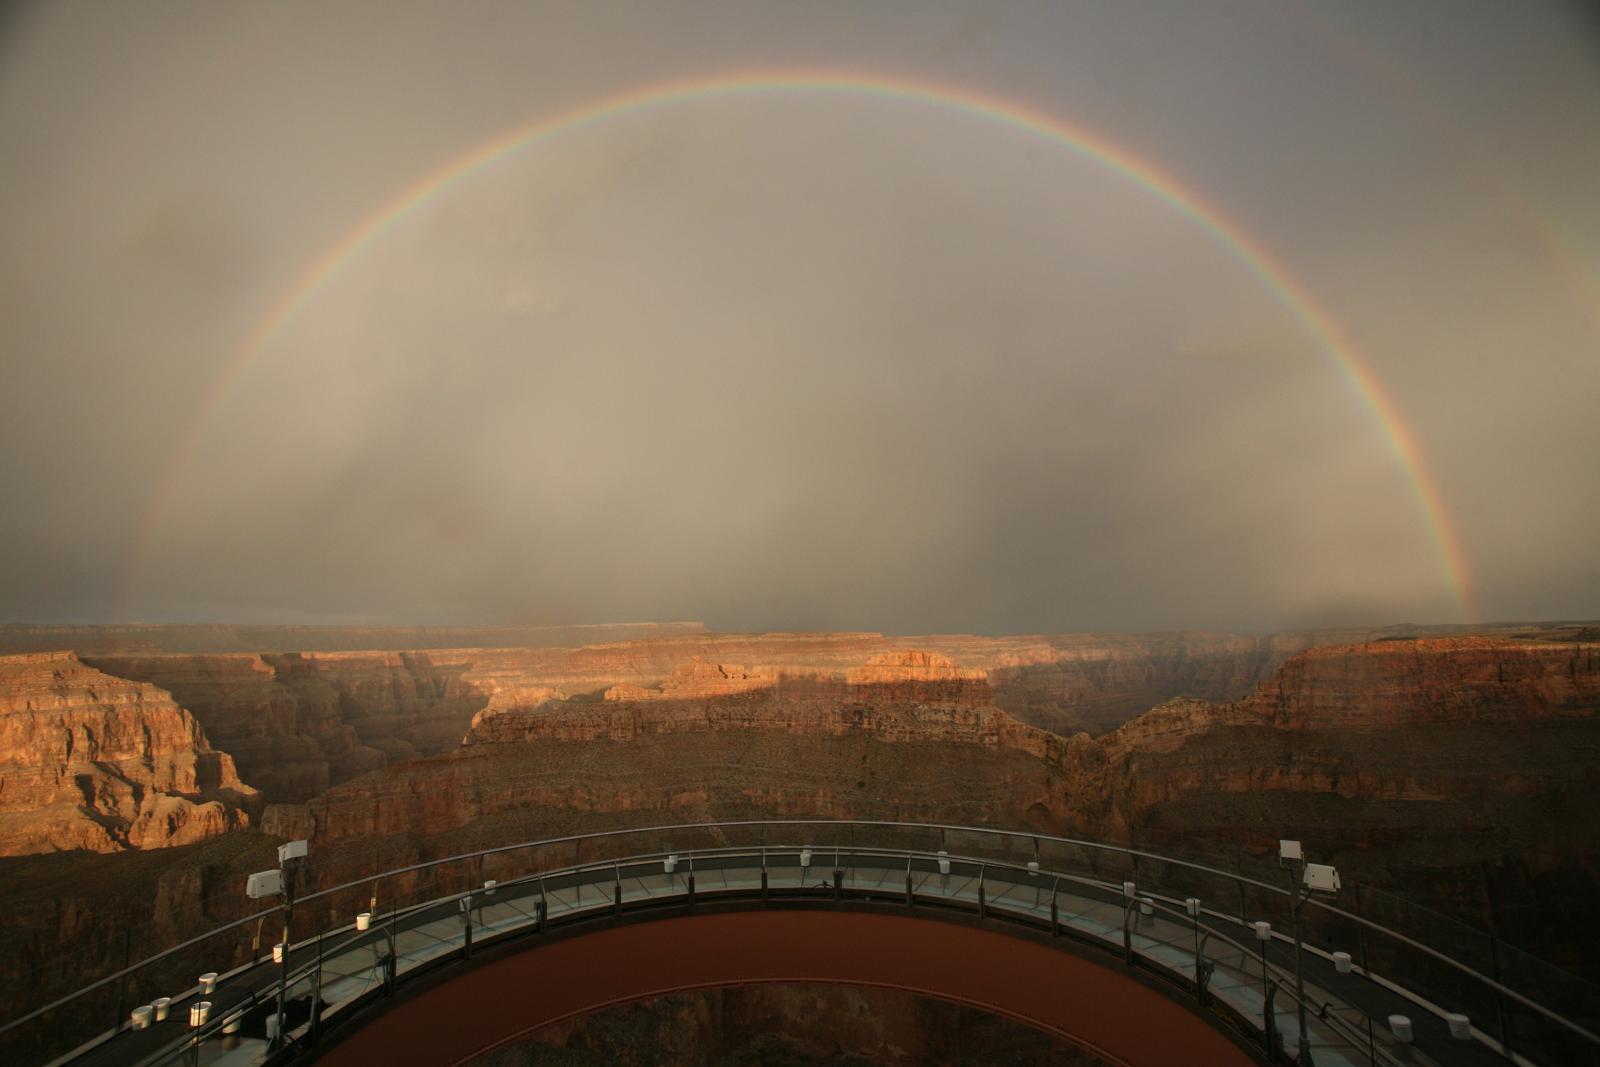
xmin=122 ymin=69 xmax=1474 ymax=621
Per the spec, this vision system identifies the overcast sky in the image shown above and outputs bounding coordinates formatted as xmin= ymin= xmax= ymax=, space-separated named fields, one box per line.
xmin=1 ymin=1 xmax=1596 ymax=634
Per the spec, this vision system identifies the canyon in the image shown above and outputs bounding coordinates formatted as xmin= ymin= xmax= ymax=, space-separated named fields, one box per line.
xmin=0 ymin=623 xmax=1595 ymax=1053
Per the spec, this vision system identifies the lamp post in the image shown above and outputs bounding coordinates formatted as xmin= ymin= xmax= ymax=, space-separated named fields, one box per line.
xmin=1280 ymin=839 xmax=1341 ymax=1067
xmin=248 ymin=839 xmax=308 ymax=1051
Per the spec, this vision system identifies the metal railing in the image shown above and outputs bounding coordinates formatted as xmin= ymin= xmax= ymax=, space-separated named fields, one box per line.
xmin=3 ymin=821 xmax=1596 ymax=1067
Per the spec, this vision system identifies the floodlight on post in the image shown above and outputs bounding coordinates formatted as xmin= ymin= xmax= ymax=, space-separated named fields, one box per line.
xmin=1280 ymin=839 xmax=1340 ymax=1067
xmin=247 ymin=839 xmax=307 ymax=1051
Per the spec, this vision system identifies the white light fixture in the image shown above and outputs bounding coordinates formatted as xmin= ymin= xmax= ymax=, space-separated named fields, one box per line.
xmin=1253 ymin=921 xmax=1272 ymax=942
xmin=1185 ymin=897 xmax=1201 ymax=917
xmin=1389 ymin=1015 xmax=1413 ymax=1044
xmin=131 ymin=1005 xmax=153 ymax=1031
xmin=1446 ymin=1013 xmax=1471 ymax=1040
xmin=152 ymin=997 xmax=171 ymax=1022
xmin=1303 ymin=863 xmax=1341 ymax=894
xmin=1138 ymin=896 xmax=1154 ymax=916
xmin=1026 ymin=860 xmax=1040 ymax=876
xmin=1332 ymin=951 xmax=1353 ymax=974
xmin=483 ymin=879 xmax=497 ymax=896
xmin=272 ymin=942 xmax=286 ymax=964
xmin=663 ymin=855 xmax=678 ymax=875
xmin=246 ymin=869 xmax=284 ymax=899
xmin=222 ymin=1011 xmax=243 ymax=1035
xmin=198 ymin=972 xmax=218 ymax=995
xmin=189 ymin=1002 xmax=211 ymax=1028
xmin=356 ymin=912 xmax=371 ymax=931
xmin=1279 ymin=840 xmax=1303 ymax=862
xmin=800 ymin=848 xmax=813 ymax=869
xmin=937 ymin=850 xmax=951 ymax=876
xmin=1122 ymin=880 xmax=1137 ymax=900
xmin=277 ymin=840 xmax=308 ymax=865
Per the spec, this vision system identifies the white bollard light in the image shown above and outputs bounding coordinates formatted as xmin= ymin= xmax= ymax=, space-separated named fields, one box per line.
xmin=198 ymin=972 xmax=218 ymax=994
xmin=800 ymin=848 xmax=813 ymax=869
xmin=131 ymin=1005 xmax=153 ymax=1031
xmin=1123 ymin=880 xmax=1137 ymax=900
xmin=663 ymin=855 xmax=677 ymax=875
xmin=1139 ymin=896 xmax=1154 ymax=917
xmin=265 ymin=1015 xmax=278 ymax=1041
xmin=273 ymin=942 xmax=285 ymax=964
xmin=1253 ymin=921 xmax=1272 ymax=942
xmin=937 ymin=851 xmax=951 ymax=876
xmin=483 ymin=879 xmax=497 ymax=896
xmin=1026 ymin=860 xmax=1040 ymax=876
xmin=189 ymin=1001 xmax=211 ymax=1028
xmin=152 ymin=997 xmax=172 ymax=1022
xmin=1446 ymin=1013 xmax=1471 ymax=1040
xmin=222 ymin=1011 xmax=243 ymax=1035
xmin=1185 ymin=897 xmax=1201 ymax=917
xmin=1389 ymin=1015 xmax=1413 ymax=1044
xmin=356 ymin=912 xmax=371 ymax=931
xmin=1332 ymin=951 xmax=1353 ymax=974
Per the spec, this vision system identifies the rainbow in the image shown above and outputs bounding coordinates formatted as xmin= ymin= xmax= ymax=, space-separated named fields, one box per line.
xmin=121 ymin=69 xmax=1474 ymax=620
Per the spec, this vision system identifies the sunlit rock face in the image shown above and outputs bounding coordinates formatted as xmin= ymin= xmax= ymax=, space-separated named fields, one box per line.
xmin=0 ymin=652 xmax=259 ymax=855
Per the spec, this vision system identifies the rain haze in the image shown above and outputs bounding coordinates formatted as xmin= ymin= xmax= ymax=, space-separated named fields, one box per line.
xmin=1 ymin=0 xmax=1597 ymax=634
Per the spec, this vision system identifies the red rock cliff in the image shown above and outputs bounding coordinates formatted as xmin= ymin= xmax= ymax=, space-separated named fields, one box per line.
xmin=0 ymin=652 xmax=259 ymax=855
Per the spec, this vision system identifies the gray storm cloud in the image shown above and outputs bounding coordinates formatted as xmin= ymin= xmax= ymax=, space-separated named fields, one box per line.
xmin=1 ymin=0 xmax=1596 ymax=633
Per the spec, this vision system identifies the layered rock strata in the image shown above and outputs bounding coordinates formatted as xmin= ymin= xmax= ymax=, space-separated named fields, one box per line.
xmin=0 ymin=652 xmax=258 ymax=854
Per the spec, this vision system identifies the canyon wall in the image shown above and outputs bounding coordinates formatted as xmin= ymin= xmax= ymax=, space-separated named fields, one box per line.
xmin=483 ymin=985 xmax=1096 ymax=1067
xmin=0 ymin=652 xmax=258 ymax=855
xmin=87 ymin=651 xmax=493 ymax=803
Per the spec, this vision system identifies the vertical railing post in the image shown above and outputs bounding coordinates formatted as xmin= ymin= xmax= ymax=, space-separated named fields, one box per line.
xmin=112 ymin=927 xmax=132 ymax=1032
xmin=613 ymin=863 xmax=622 ymax=917
xmin=385 ymin=905 xmax=397 ymax=995
xmin=978 ymin=865 xmax=988 ymax=920
xmin=1050 ymin=878 xmax=1059 ymax=935
xmin=310 ymin=929 xmax=323 ymax=1046
xmin=1489 ymin=936 xmax=1513 ymax=1059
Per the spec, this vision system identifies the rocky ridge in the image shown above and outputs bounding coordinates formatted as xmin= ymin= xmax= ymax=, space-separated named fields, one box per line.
xmin=0 ymin=652 xmax=258 ymax=854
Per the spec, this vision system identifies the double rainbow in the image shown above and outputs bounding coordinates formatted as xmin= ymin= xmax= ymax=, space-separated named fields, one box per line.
xmin=122 ymin=70 xmax=1473 ymax=620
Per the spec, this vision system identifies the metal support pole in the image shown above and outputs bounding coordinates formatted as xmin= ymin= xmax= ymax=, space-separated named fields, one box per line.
xmin=274 ymin=860 xmax=296 ymax=1050
xmin=1292 ymin=890 xmax=1313 ymax=1065
xmin=1122 ymin=903 xmax=1134 ymax=964
xmin=462 ymin=894 xmax=473 ymax=960
xmin=1049 ymin=879 xmax=1059 ymax=934
xmin=833 ymin=868 xmax=844 ymax=901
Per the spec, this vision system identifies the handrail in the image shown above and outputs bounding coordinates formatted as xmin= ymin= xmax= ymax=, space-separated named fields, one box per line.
xmin=4 ymin=819 xmax=1595 ymax=1054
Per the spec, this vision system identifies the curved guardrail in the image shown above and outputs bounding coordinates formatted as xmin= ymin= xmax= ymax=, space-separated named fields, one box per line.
xmin=3 ymin=821 xmax=1596 ymax=1067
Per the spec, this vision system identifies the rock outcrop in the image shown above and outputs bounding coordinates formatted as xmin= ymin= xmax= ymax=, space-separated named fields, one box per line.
xmin=87 ymin=651 xmax=494 ymax=802
xmin=0 ymin=652 xmax=259 ymax=855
